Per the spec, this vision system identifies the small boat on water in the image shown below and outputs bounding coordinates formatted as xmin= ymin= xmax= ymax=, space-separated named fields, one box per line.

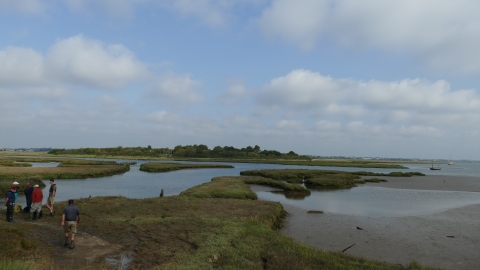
xmin=430 ymin=161 xmax=441 ymax=170
xmin=448 ymin=153 xmax=455 ymax=166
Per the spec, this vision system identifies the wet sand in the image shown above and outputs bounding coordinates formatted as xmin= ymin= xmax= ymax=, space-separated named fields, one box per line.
xmin=255 ymin=175 xmax=480 ymax=269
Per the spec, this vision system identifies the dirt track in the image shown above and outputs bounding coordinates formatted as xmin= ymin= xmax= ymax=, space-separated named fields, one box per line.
xmin=18 ymin=217 xmax=124 ymax=268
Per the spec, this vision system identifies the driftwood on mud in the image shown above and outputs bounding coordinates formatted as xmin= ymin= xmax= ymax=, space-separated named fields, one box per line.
xmin=341 ymin=243 xmax=356 ymax=253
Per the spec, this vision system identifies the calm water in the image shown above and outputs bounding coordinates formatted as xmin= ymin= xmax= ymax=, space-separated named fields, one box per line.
xmin=7 ymin=160 xmax=480 ymax=217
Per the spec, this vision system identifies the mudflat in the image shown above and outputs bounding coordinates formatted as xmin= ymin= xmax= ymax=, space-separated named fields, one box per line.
xmin=264 ymin=175 xmax=480 ymax=270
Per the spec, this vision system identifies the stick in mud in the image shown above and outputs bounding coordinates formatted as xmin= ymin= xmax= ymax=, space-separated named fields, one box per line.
xmin=341 ymin=243 xmax=356 ymax=253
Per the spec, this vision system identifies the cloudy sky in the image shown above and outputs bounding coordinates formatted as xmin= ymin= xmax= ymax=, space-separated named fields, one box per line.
xmin=2 ymin=0 xmax=480 ymax=159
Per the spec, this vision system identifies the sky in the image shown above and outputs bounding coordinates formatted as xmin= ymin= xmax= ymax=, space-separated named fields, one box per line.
xmin=2 ymin=0 xmax=480 ymax=160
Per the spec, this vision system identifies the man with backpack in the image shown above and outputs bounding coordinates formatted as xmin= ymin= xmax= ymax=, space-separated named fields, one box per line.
xmin=4 ymin=186 xmax=16 ymax=222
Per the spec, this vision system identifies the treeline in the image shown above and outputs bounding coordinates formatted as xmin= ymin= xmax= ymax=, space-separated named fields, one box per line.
xmin=48 ymin=145 xmax=171 ymax=157
xmin=172 ymin=144 xmax=308 ymax=159
xmin=48 ymin=145 xmax=310 ymax=160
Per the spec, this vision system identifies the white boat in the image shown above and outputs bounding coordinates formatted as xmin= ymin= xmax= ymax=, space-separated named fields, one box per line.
xmin=448 ymin=154 xmax=455 ymax=166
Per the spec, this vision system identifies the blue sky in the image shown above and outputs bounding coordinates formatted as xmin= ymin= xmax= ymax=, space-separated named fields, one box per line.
xmin=2 ymin=0 xmax=480 ymax=160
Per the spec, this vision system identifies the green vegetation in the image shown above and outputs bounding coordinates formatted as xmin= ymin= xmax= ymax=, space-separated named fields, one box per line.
xmin=139 ymin=162 xmax=234 ymax=172
xmin=0 ymin=176 xmax=45 ymax=198
xmin=240 ymin=176 xmax=311 ymax=195
xmin=173 ymin=158 xmax=408 ymax=168
xmin=0 ymin=178 xmax=437 ymax=269
xmin=0 ymin=158 xmax=32 ymax=167
xmin=44 ymin=146 xmax=413 ymax=168
xmin=240 ymin=169 xmax=423 ymax=189
xmin=0 ymin=165 xmax=129 ymax=181
xmin=0 ymin=158 xmax=130 ymax=197
xmin=180 ymin=176 xmax=258 ymax=200
xmin=48 ymin=144 xmax=310 ymax=160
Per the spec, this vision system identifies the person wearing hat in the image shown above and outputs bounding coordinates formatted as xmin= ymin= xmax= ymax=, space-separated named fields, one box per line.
xmin=11 ymin=181 xmax=19 ymax=199
xmin=24 ymin=182 xmax=34 ymax=213
xmin=4 ymin=186 xmax=16 ymax=222
xmin=30 ymin=184 xmax=43 ymax=220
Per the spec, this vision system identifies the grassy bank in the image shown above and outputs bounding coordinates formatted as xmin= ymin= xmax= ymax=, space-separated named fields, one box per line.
xmin=139 ymin=162 xmax=234 ymax=173
xmin=0 ymin=177 xmax=437 ymax=269
xmin=0 ymin=176 xmax=45 ymax=197
xmin=240 ymin=169 xmax=421 ymax=189
xmin=173 ymin=157 xmax=408 ymax=169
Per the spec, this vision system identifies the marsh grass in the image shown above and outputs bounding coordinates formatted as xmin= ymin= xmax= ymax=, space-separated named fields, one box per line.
xmin=180 ymin=176 xmax=258 ymax=200
xmin=0 ymin=158 xmax=32 ymax=167
xmin=0 ymin=164 xmax=129 ymax=180
xmin=139 ymin=162 xmax=234 ymax=173
xmin=173 ymin=158 xmax=408 ymax=169
xmin=0 ymin=176 xmax=44 ymax=197
xmin=240 ymin=176 xmax=311 ymax=195
xmin=240 ymin=169 xmax=424 ymax=189
xmin=0 ymin=180 xmax=439 ymax=269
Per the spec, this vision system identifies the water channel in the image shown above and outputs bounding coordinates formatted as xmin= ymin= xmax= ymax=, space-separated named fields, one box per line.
xmin=8 ymin=160 xmax=480 ymax=218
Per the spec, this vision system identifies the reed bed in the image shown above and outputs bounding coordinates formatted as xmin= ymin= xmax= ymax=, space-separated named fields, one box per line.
xmin=139 ymin=162 xmax=233 ymax=173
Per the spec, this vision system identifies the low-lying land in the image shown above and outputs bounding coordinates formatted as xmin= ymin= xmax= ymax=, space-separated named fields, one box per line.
xmin=0 ymin=176 xmax=435 ymax=269
xmin=2 ymin=151 xmax=408 ymax=169
xmin=173 ymin=158 xmax=408 ymax=169
xmin=139 ymin=162 xmax=234 ymax=173
xmin=0 ymin=158 xmax=129 ymax=197
xmin=240 ymin=169 xmax=421 ymax=189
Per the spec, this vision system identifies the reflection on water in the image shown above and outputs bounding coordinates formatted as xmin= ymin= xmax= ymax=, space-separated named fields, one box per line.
xmin=257 ymin=186 xmax=480 ymax=217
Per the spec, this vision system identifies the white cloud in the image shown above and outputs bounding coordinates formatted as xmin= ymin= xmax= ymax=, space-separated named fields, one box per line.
xmin=258 ymin=69 xmax=349 ymax=109
xmin=0 ymin=0 xmax=44 ymax=14
xmin=315 ymin=120 xmax=341 ymax=132
xmin=145 ymin=73 xmax=204 ymax=104
xmin=0 ymin=47 xmax=46 ymax=87
xmin=46 ymin=35 xmax=148 ymax=89
xmin=257 ymin=0 xmax=329 ymax=50
xmin=63 ymin=0 xmax=140 ymax=18
xmin=257 ymin=0 xmax=480 ymax=75
xmin=257 ymin=69 xmax=480 ymax=129
xmin=145 ymin=111 xmax=169 ymax=123
xmin=217 ymin=80 xmax=249 ymax=105
xmin=0 ymin=35 xmax=148 ymax=90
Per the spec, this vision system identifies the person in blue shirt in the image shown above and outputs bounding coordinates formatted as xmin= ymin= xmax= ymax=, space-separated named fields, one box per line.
xmin=5 ymin=186 xmax=16 ymax=222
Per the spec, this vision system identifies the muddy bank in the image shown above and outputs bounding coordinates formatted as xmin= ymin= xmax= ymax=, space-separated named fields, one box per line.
xmin=254 ymin=175 xmax=480 ymax=270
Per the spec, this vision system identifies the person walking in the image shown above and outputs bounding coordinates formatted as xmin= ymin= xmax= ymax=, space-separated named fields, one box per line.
xmin=46 ymin=179 xmax=56 ymax=216
xmin=61 ymin=199 xmax=80 ymax=249
xmin=4 ymin=186 xmax=16 ymax=222
xmin=30 ymin=184 xmax=43 ymax=220
xmin=24 ymin=182 xmax=34 ymax=213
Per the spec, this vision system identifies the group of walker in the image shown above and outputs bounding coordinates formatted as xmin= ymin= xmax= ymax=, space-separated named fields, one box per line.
xmin=4 ymin=179 xmax=81 ymax=249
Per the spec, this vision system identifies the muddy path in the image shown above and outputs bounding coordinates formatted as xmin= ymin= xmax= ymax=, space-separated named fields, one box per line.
xmin=17 ymin=217 xmax=125 ymax=268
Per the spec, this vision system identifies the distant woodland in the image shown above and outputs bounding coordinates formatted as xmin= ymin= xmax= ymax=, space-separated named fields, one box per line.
xmin=48 ymin=145 xmax=310 ymax=160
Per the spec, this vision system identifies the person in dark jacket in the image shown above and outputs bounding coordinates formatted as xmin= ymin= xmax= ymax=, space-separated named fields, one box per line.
xmin=61 ymin=199 xmax=80 ymax=249
xmin=24 ymin=182 xmax=34 ymax=213
xmin=5 ymin=186 xmax=16 ymax=222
